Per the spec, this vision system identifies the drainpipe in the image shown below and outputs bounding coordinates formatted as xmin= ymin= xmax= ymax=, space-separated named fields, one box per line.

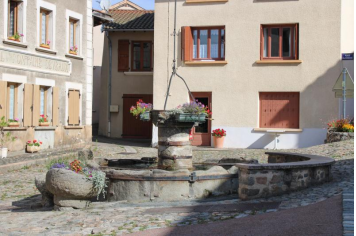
xmin=103 ymin=25 xmax=112 ymax=137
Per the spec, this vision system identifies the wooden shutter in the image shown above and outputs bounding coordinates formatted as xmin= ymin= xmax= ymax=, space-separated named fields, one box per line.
xmin=32 ymin=85 xmax=40 ymax=126
xmin=52 ymin=87 xmax=59 ymax=126
xmin=68 ymin=90 xmax=80 ymax=125
xmin=0 ymin=81 xmax=7 ymax=120
xmin=259 ymin=92 xmax=300 ymax=129
xmin=118 ymin=40 xmax=130 ymax=71
xmin=23 ymin=83 xmax=33 ymax=126
xmin=295 ymin=24 xmax=298 ymax=60
xmin=181 ymin=26 xmax=192 ymax=62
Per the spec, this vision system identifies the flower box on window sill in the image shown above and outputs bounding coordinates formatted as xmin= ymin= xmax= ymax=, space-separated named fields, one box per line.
xmin=8 ymin=122 xmax=20 ymax=127
xmin=175 ymin=113 xmax=207 ymax=123
xmin=40 ymin=44 xmax=50 ymax=49
xmin=26 ymin=145 xmax=40 ymax=153
xmin=39 ymin=122 xmax=50 ymax=126
xmin=8 ymin=37 xmax=20 ymax=42
xmin=69 ymin=50 xmax=77 ymax=55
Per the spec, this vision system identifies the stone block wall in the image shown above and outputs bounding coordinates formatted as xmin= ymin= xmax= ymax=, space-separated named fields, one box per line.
xmin=238 ymin=153 xmax=334 ymax=200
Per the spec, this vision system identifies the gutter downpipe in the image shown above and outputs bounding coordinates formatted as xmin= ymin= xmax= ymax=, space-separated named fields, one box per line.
xmin=103 ymin=25 xmax=112 ymax=137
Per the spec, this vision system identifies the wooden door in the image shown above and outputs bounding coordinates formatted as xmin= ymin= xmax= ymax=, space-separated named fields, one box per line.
xmin=191 ymin=92 xmax=212 ymax=146
xmin=122 ymin=94 xmax=153 ymax=139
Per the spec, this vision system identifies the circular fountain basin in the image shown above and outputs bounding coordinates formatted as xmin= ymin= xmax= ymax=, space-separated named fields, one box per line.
xmin=102 ymin=158 xmax=239 ymax=202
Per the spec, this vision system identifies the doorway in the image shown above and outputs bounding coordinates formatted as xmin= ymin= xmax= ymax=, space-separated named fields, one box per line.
xmin=122 ymin=94 xmax=153 ymax=139
xmin=191 ymin=92 xmax=212 ymax=146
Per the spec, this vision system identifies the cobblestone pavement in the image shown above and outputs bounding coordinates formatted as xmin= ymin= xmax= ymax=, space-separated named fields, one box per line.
xmin=0 ymin=139 xmax=353 ymax=236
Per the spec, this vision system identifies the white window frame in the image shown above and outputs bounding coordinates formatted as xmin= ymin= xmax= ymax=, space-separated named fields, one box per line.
xmin=65 ymin=82 xmax=82 ymax=126
xmin=1 ymin=73 xmax=27 ymax=122
xmin=66 ymin=10 xmax=83 ymax=56
xmin=35 ymin=78 xmax=55 ymax=121
xmin=3 ymin=0 xmax=27 ymax=43
xmin=37 ymin=0 xmax=56 ymax=50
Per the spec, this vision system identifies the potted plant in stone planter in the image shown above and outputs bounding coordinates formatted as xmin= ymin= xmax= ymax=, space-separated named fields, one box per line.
xmin=212 ymin=128 xmax=226 ymax=148
xmin=39 ymin=115 xmax=50 ymax=126
xmin=174 ymin=100 xmax=212 ymax=123
xmin=45 ymin=159 xmax=107 ymax=209
xmin=0 ymin=116 xmax=16 ymax=158
xmin=40 ymin=40 xmax=51 ymax=49
xmin=8 ymin=118 xmax=20 ymax=127
xmin=326 ymin=118 xmax=354 ymax=143
xmin=130 ymin=99 xmax=153 ymax=121
xmin=26 ymin=140 xmax=42 ymax=153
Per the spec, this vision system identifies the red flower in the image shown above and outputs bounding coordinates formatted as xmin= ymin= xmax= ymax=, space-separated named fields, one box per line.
xmin=33 ymin=140 xmax=37 ymax=143
xmin=40 ymin=142 xmax=43 ymax=144
xmin=27 ymin=141 xmax=31 ymax=144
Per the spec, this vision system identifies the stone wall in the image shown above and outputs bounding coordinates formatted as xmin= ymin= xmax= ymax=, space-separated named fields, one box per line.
xmin=237 ymin=153 xmax=334 ymax=200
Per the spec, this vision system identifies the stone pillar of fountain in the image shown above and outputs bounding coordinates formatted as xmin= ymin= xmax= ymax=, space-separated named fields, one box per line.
xmin=157 ymin=122 xmax=194 ymax=170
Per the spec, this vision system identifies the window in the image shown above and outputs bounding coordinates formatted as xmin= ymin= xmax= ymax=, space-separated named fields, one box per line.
xmin=7 ymin=0 xmax=24 ymax=41
xmin=131 ymin=41 xmax=152 ymax=71
xmin=259 ymin=92 xmax=300 ymax=129
xmin=40 ymin=9 xmax=50 ymax=48
xmin=261 ymin=24 xmax=298 ymax=60
xmin=40 ymin=86 xmax=48 ymax=116
xmin=192 ymin=27 xmax=225 ymax=60
xmin=181 ymin=26 xmax=225 ymax=62
xmin=69 ymin=18 xmax=79 ymax=55
xmin=7 ymin=83 xmax=18 ymax=120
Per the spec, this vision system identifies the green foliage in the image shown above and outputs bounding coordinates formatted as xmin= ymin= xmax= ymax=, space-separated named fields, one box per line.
xmin=92 ymin=170 xmax=107 ymax=200
xmin=0 ymin=116 xmax=16 ymax=148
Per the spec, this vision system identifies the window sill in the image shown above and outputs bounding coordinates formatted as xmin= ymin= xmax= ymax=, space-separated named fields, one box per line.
xmin=64 ymin=126 xmax=83 ymax=129
xmin=185 ymin=60 xmax=228 ymax=65
xmin=253 ymin=128 xmax=303 ymax=133
xmin=65 ymin=54 xmax=83 ymax=60
xmin=4 ymin=127 xmax=28 ymax=131
xmin=35 ymin=47 xmax=57 ymax=55
xmin=34 ymin=126 xmax=56 ymax=130
xmin=124 ymin=71 xmax=153 ymax=76
xmin=186 ymin=0 xmax=228 ymax=3
xmin=3 ymin=39 xmax=28 ymax=48
xmin=255 ymin=60 xmax=302 ymax=64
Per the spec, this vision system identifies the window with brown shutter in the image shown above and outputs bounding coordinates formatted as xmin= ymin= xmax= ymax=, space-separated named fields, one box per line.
xmin=181 ymin=26 xmax=225 ymax=62
xmin=32 ymin=85 xmax=40 ymax=127
xmin=0 ymin=81 xmax=7 ymax=120
xmin=259 ymin=92 xmax=300 ymax=129
xmin=118 ymin=40 xmax=130 ymax=71
xmin=68 ymin=89 xmax=80 ymax=126
xmin=131 ymin=41 xmax=153 ymax=71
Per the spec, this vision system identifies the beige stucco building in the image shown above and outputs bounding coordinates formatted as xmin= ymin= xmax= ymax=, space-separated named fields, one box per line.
xmin=0 ymin=0 xmax=94 ymax=151
xmin=152 ymin=0 xmax=354 ymax=148
xmin=96 ymin=0 xmax=353 ymax=149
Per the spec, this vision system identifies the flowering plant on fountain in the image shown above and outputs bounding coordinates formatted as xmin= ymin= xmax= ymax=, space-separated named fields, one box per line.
xmin=173 ymin=100 xmax=212 ymax=122
xmin=130 ymin=99 xmax=153 ymax=121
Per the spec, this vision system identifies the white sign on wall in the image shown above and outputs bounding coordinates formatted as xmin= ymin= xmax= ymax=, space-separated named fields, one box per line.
xmin=0 ymin=48 xmax=72 ymax=76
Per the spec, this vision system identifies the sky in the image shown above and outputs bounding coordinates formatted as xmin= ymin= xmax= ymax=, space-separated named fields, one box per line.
xmin=92 ymin=0 xmax=154 ymax=10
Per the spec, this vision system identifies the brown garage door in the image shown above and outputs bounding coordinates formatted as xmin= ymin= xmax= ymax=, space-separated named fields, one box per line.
xmin=259 ymin=92 xmax=300 ymax=128
xmin=122 ymin=94 xmax=153 ymax=139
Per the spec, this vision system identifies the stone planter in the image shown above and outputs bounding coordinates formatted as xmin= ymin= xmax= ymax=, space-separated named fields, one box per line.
xmin=213 ymin=136 xmax=225 ymax=148
xmin=139 ymin=111 xmax=151 ymax=121
xmin=46 ymin=168 xmax=97 ymax=209
xmin=69 ymin=50 xmax=77 ymax=55
xmin=39 ymin=122 xmax=50 ymax=126
xmin=1 ymin=148 xmax=8 ymax=158
xmin=326 ymin=128 xmax=354 ymax=143
xmin=26 ymin=145 xmax=40 ymax=153
xmin=8 ymin=122 xmax=19 ymax=127
xmin=175 ymin=113 xmax=206 ymax=123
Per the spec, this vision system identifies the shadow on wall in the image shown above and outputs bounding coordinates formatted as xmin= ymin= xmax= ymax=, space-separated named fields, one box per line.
xmin=247 ymin=59 xmax=342 ymax=149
